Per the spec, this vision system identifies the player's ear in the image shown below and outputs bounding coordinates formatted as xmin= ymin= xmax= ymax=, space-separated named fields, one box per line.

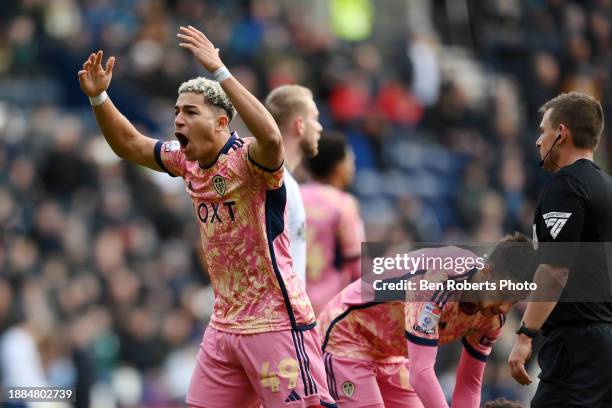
xmin=558 ymin=124 xmax=567 ymax=143
xmin=216 ymin=114 xmax=229 ymax=130
xmin=294 ymin=116 xmax=305 ymax=137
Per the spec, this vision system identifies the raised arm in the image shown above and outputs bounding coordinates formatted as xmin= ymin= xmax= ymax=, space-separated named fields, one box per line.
xmin=78 ymin=51 xmax=161 ymax=171
xmin=177 ymin=26 xmax=283 ymax=170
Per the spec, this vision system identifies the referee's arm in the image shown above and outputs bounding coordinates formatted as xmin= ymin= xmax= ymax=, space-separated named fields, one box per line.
xmin=509 ymin=175 xmax=586 ymax=384
xmin=509 ymin=264 xmax=571 ymax=385
xmin=521 ymin=264 xmax=569 ymax=329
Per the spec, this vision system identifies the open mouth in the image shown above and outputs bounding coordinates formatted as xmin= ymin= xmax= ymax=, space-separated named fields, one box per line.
xmin=175 ymin=132 xmax=189 ymax=148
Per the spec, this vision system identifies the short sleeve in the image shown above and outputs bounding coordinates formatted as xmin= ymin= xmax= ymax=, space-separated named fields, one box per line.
xmin=245 ymin=140 xmax=284 ymax=190
xmin=462 ymin=319 xmax=503 ymax=362
xmin=405 ymin=301 xmax=442 ymax=346
xmin=404 ymin=266 xmax=462 ymax=347
xmin=338 ymin=195 xmax=365 ymax=260
xmin=154 ymin=140 xmax=186 ymax=178
xmin=536 ymin=174 xmax=586 ymax=266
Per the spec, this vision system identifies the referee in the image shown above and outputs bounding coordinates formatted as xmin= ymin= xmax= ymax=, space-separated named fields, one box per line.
xmin=508 ymin=92 xmax=612 ymax=406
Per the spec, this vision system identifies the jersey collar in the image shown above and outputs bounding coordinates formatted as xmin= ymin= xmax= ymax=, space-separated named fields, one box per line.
xmin=198 ymin=132 xmax=238 ymax=170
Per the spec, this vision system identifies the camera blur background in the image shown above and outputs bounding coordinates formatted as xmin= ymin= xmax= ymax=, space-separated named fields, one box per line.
xmin=0 ymin=0 xmax=610 ymax=407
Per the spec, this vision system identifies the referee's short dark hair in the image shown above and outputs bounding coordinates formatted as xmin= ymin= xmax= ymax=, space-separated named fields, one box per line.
xmin=539 ymin=91 xmax=604 ymax=150
xmin=306 ymin=131 xmax=348 ymax=179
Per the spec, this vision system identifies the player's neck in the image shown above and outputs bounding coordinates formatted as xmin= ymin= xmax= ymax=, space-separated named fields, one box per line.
xmin=554 ymin=149 xmax=593 ymax=171
xmin=283 ymin=137 xmax=302 ymax=172
xmin=197 ymin=131 xmax=231 ymax=168
xmin=315 ymin=175 xmax=344 ymax=189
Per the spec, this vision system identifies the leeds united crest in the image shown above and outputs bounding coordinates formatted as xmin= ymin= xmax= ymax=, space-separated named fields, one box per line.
xmin=342 ymin=381 xmax=355 ymax=397
xmin=213 ymin=175 xmax=226 ymax=197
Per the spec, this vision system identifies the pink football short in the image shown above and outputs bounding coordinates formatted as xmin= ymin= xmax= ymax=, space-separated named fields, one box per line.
xmin=187 ymin=326 xmax=336 ymax=407
xmin=323 ymin=353 xmax=424 ymax=408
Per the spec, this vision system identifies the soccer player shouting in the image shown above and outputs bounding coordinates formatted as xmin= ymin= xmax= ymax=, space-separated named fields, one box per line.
xmin=318 ymin=234 xmax=534 ymax=407
xmin=78 ymin=26 xmax=335 ymax=408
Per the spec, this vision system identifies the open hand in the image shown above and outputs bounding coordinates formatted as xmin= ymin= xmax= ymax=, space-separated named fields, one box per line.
xmin=78 ymin=50 xmax=115 ymax=97
xmin=177 ymin=26 xmax=224 ymax=73
xmin=508 ymin=336 xmax=533 ymax=385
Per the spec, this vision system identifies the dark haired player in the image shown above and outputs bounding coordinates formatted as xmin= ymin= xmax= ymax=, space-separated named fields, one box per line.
xmin=301 ymin=132 xmax=365 ymax=315
xmin=319 ymin=234 xmax=535 ymax=407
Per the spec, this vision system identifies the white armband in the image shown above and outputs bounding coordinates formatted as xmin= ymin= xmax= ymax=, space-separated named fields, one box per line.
xmin=89 ymin=91 xmax=108 ymax=106
xmin=213 ymin=66 xmax=232 ymax=83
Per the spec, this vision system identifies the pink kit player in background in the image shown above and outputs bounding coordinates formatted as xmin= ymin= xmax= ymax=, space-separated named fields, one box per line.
xmin=78 ymin=25 xmax=335 ymax=408
xmin=301 ymin=132 xmax=365 ymax=315
xmin=318 ymin=235 xmax=534 ymax=408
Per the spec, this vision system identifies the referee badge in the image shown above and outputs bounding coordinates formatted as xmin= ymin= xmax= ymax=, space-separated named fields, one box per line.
xmin=542 ymin=211 xmax=572 ymax=239
xmin=342 ymin=381 xmax=355 ymax=397
xmin=213 ymin=175 xmax=226 ymax=197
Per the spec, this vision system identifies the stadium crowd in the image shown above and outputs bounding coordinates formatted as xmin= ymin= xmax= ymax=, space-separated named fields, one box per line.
xmin=0 ymin=0 xmax=610 ymax=406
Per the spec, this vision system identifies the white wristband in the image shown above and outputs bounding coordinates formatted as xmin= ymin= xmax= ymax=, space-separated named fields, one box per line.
xmin=213 ymin=66 xmax=232 ymax=82
xmin=89 ymin=91 xmax=108 ymax=106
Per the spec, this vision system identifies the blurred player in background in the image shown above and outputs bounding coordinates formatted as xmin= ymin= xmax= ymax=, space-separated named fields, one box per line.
xmin=78 ymin=25 xmax=335 ymax=408
xmin=265 ymin=85 xmax=323 ymax=285
xmin=301 ymin=132 xmax=365 ymax=315
xmin=318 ymin=234 xmax=534 ymax=407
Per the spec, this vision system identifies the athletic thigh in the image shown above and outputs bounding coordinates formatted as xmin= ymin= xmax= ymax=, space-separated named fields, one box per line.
xmin=237 ymin=329 xmax=337 ymax=407
xmin=532 ymin=325 xmax=612 ymax=408
xmin=323 ymin=352 xmax=385 ymax=408
xmin=187 ymin=327 xmax=260 ymax=408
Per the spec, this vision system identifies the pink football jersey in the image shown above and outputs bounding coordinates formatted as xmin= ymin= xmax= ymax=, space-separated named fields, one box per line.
xmin=155 ymin=133 xmax=315 ymax=334
xmin=300 ymin=182 xmax=365 ymax=314
xmin=319 ymin=246 xmax=503 ymax=362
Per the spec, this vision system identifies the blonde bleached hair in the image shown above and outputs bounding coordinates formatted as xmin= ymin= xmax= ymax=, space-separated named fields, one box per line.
xmin=264 ymin=85 xmax=313 ymax=128
xmin=178 ymin=77 xmax=236 ymax=121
